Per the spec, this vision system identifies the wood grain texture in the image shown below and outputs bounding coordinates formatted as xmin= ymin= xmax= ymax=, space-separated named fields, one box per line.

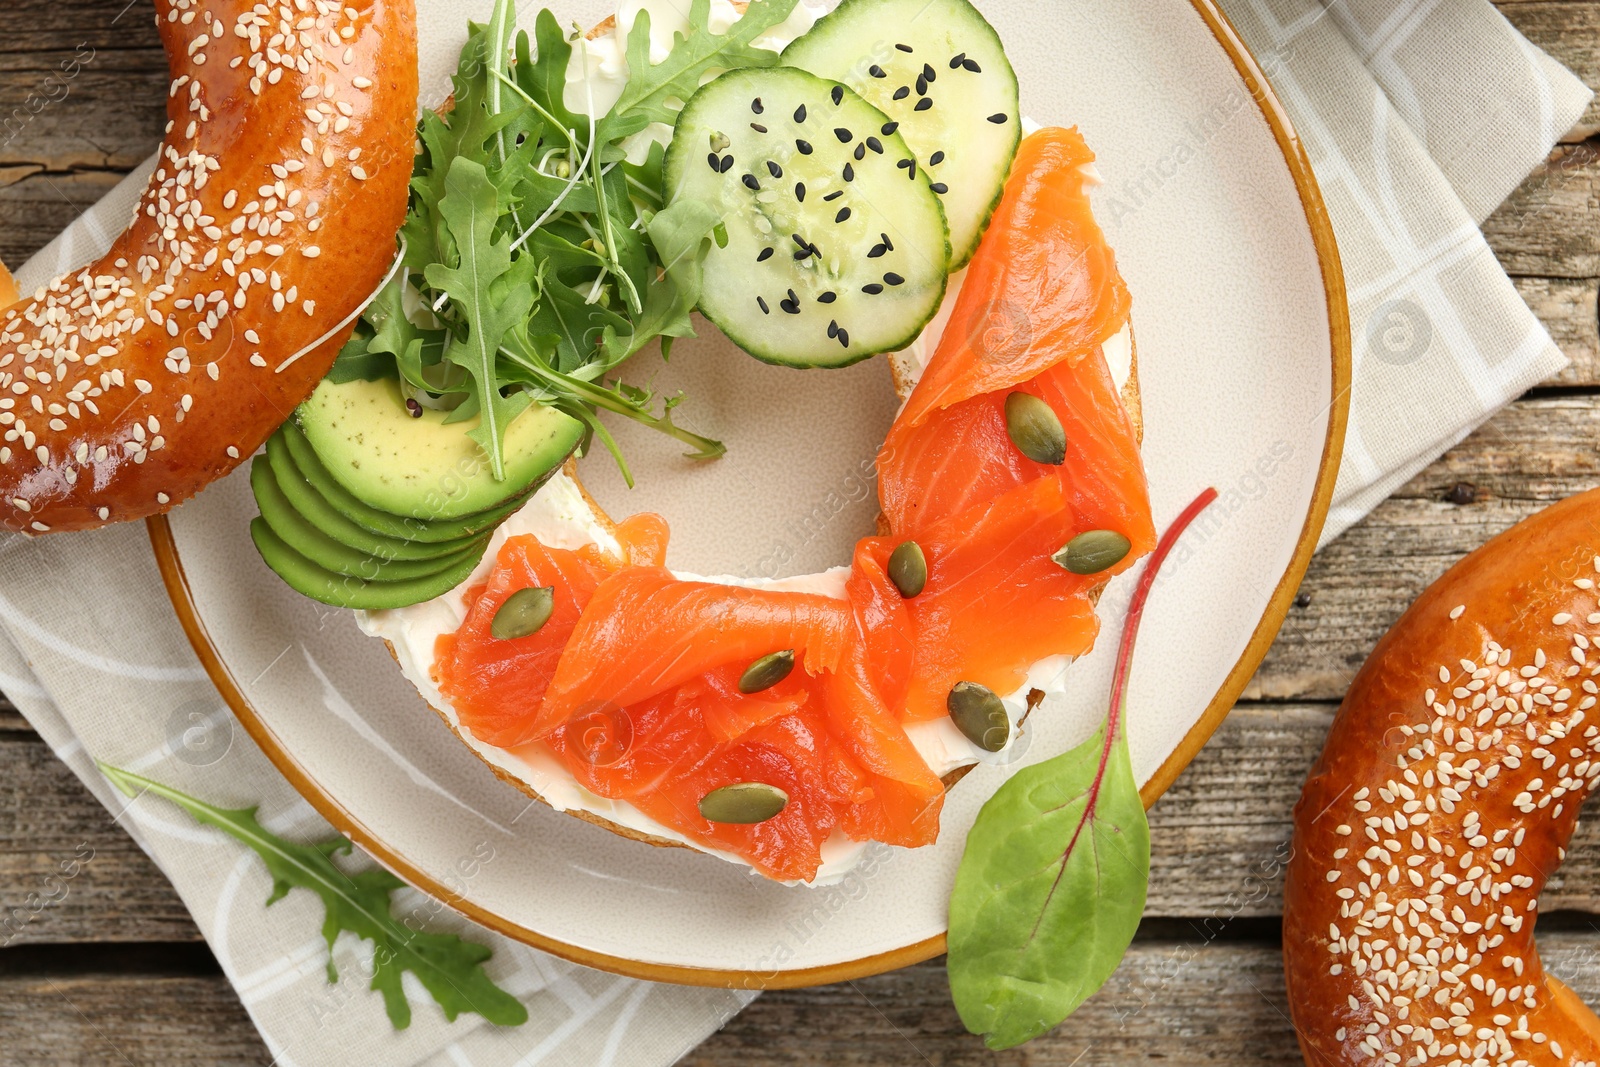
xmin=0 ymin=1 xmax=1594 ymax=1063
xmin=0 ymin=737 xmax=196 ymax=947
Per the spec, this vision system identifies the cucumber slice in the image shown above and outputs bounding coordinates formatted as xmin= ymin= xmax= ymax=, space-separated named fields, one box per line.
xmin=666 ymin=66 xmax=949 ymax=369
xmin=249 ymin=518 xmax=489 ymax=611
xmin=252 ymin=457 xmax=488 ymax=582
xmin=783 ymin=0 xmax=1020 ymax=268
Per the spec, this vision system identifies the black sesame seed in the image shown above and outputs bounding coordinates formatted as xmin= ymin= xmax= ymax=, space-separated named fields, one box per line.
xmin=832 ymin=85 xmax=844 ymax=106
xmin=707 ymin=152 xmax=721 ymax=171
xmin=963 ymin=59 xmax=982 ymax=73
xmin=881 ymin=232 xmax=894 ymax=250
xmin=823 ymin=190 xmax=844 ymax=202
xmin=751 ymin=122 xmax=768 ymax=133
xmin=788 ymin=288 xmax=799 ymax=303
xmin=949 ymin=53 xmax=966 ymax=69
xmin=796 ymin=139 xmax=813 ymax=155
xmin=767 ymin=160 xmax=783 ymax=178
xmin=794 ymin=104 xmax=807 ymax=123
xmin=795 ymin=182 xmax=807 ymax=202
xmin=793 ymin=233 xmax=808 ymax=246
xmin=914 ymin=98 xmax=933 ymax=112
xmin=863 ymin=283 xmax=884 ymax=295
xmin=884 ymin=272 xmax=905 ymax=285
xmin=854 ymin=143 xmax=866 ymax=161
xmin=929 ymin=182 xmax=948 ymax=194
xmin=781 ymin=299 xmax=801 ymax=315
xmin=794 ymin=249 xmax=812 ymax=260
xmin=923 ymin=63 xmax=937 ymax=83
xmin=758 ymin=295 xmax=770 ymax=314
xmin=757 ymin=247 xmax=774 ymax=263
xmin=916 ymin=75 xmax=928 ymax=95
xmin=893 ymin=86 xmax=910 ymax=101
xmin=867 ymin=244 xmax=887 ymax=258
xmin=895 ymin=43 xmax=913 ymax=52
xmin=827 ymin=320 xmax=839 ymax=338
xmin=929 ymin=150 xmax=945 ymax=165
xmin=835 ymin=207 xmax=852 ymax=223
xmin=818 ymin=291 xmax=837 ymax=304
xmin=987 ymin=113 xmax=1008 ymax=124
xmin=881 ymin=121 xmax=899 ymax=135
xmin=869 ymin=64 xmax=887 ymax=78
xmin=742 ymin=173 xmax=760 ymax=190
xmin=838 ymin=328 xmax=850 ymax=347
xmin=835 ymin=128 xmax=853 ymax=143
xmin=843 ymin=163 xmax=855 ymax=182
xmin=866 ymin=136 xmax=884 ymax=154
xmin=896 ymin=158 xmax=911 ymax=169
xmin=752 ymin=97 xmax=764 ymax=114
xmin=720 ymin=154 xmax=735 ymax=172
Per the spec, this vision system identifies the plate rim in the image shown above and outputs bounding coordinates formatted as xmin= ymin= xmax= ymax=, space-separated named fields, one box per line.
xmin=147 ymin=0 xmax=1352 ymax=991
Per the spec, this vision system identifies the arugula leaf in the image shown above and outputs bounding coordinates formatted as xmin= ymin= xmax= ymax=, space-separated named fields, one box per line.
xmin=424 ymin=156 xmax=537 ymax=478
xmin=99 ymin=764 xmax=528 ymax=1031
xmin=604 ymin=0 xmax=802 ymax=133
xmin=337 ymin=0 xmax=756 ymax=486
xmin=946 ymin=488 xmax=1221 ymax=1050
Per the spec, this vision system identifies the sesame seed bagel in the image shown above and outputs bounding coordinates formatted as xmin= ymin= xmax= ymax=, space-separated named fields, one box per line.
xmin=0 ymin=0 xmax=417 ymax=534
xmin=1285 ymin=488 xmax=1600 ymax=1067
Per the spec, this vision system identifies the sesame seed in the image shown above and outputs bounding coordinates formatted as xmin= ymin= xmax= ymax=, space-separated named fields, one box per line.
xmin=302 ymin=246 xmax=321 ymax=258
xmin=1450 ymin=604 xmax=1466 ymax=620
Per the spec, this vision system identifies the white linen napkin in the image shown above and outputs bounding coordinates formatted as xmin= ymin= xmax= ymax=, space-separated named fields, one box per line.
xmin=0 ymin=1 xmax=1587 ymax=1064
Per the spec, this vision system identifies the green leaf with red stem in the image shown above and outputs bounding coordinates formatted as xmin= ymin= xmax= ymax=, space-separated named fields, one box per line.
xmin=947 ymin=487 xmax=1220 ymax=1049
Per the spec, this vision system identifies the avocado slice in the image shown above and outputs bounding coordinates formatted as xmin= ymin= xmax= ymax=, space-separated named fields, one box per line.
xmin=278 ymin=421 xmax=538 ymax=545
xmin=249 ymin=517 xmax=491 ymax=611
xmin=263 ymin=435 xmax=481 ymax=562
xmin=251 ymin=458 xmax=489 ymax=581
xmin=297 ymin=376 xmax=585 ymax=522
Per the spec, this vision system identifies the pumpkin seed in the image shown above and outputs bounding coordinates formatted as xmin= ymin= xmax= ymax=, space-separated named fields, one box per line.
xmin=947 ymin=681 xmax=1011 ymax=753
xmin=700 ymin=782 xmax=790 ymax=824
xmin=491 ymin=586 xmax=555 ymax=640
xmin=1053 ymin=530 xmax=1132 ymax=576
xmin=1004 ymin=391 xmax=1067 ymax=466
xmin=888 ymin=540 xmax=928 ymax=598
xmin=739 ymin=649 xmax=796 ymax=694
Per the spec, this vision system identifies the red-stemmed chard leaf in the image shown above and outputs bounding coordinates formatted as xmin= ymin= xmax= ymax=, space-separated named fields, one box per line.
xmin=947 ymin=487 xmax=1220 ymax=1049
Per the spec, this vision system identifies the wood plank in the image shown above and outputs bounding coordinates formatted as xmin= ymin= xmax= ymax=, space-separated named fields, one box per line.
xmin=0 ymin=168 xmax=137 ymax=276
xmin=0 ymin=950 xmax=269 ymax=1067
xmin=1484 ymin=140 xmax=1600 ymax=280
xmin=1250 ymin=395 xmax=1600 ymax=702
xmin=0 ymin=736 xmax=200 ymax=946
xmin=0 ymin=1 xmax=164 ymax=53
xmin=694 ymin=932 xmax=1600 ymax=1065
xmin=1495 ymin=3 xmax=1600 ymax=142
xmin=1516 ymin=274 xmax=1600 ymax=387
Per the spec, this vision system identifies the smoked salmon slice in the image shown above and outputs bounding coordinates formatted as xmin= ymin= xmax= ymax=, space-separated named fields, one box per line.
xmin=875 ymin=476 xmax=1106 ymax=722
xmin=879 ymin=347 xmax=1155 ymax=545
xmin=433 ymin=536 xmax=613 ymax=748
xmin=532 ymin=569 xmax=853 ymax=740
xmin=892 ymin=127 xmax=1131 ymax=435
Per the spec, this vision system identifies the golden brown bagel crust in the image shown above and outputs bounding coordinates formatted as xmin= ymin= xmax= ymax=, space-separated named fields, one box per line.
xmin=0 ymin=0 xmax=417 ymax=534
xmin=1285 ymin=487 xmax=1600 ymax=1067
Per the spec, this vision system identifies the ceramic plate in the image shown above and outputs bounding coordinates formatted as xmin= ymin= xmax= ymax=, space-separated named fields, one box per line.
xmin=152 ymin=0 xmax=1349 ymax=987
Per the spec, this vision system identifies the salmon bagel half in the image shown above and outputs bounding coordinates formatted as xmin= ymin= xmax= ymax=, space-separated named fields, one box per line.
xmin=1284 ymin=487 xmax=1600 ymax=1066
xmin=0 ymin=0 xmax=417 ymax=534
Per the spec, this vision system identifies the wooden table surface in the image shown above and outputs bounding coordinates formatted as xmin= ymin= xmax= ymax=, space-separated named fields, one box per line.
xmin=5 ymin=1 xmax=1600 ymax=1063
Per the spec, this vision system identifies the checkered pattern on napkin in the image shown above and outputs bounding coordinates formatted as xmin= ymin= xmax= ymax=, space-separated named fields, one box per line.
xmin=0 ymin=1 xmax=1587 ymax=1065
